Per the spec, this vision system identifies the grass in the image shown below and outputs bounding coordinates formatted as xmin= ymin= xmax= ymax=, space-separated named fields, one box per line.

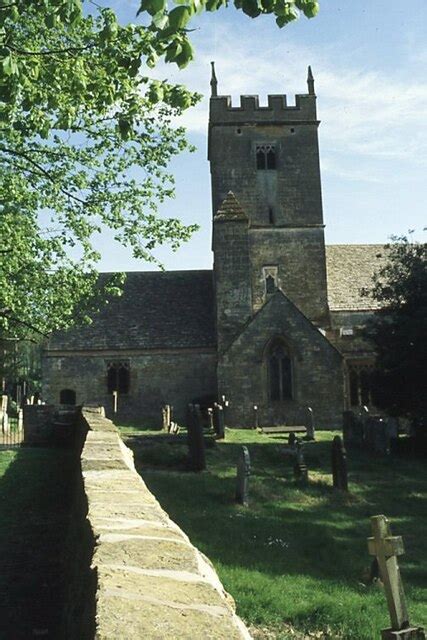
xmin=121 ymin=426 xmax=427 ymax=640
xmin=0 ymin=445 xmax=75 ymax=640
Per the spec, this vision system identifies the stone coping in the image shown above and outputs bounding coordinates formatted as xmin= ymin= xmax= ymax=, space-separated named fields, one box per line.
xmin=81 ymin=408 xmax=252 ymax=639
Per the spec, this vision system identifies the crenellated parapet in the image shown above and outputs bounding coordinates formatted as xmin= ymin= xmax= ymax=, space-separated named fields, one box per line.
xmin=210 ymin=92 xmax=317 ymax=124
xmin=209 ymin=64 xmax=317 ymax=124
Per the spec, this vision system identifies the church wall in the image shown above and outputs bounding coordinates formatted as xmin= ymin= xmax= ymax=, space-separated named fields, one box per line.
xmin=42 ymin=349 xmax=217 ymax=427
xmin=217 ymin=295 xmax=344 ymax=430
xmin=249 ymin=227 xmax=329 ymax=323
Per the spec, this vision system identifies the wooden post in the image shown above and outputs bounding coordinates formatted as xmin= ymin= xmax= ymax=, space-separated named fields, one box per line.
xmin=235 ymin=446 xmax=250 ymax=506
xmin=368 ymin=515 xmax=426 ymax=639
xmin=112 ymin=390 xmax=118 ymax=414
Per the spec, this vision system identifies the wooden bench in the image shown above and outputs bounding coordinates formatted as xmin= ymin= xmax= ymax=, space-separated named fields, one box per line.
xmin=259 ymin=425 xmax=307 ymax=437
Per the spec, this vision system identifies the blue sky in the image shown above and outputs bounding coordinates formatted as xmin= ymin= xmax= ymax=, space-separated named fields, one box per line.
xmin=94 ymin=0 xmax=427 ymax=271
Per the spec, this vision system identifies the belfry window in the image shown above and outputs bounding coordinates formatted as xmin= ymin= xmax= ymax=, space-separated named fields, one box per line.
xmin=268 ymin=341 xmax=293 ymax=401
xmin=256 ymin=144 xmax=276 ymax=170
xmin=263 ymin=266 xmax=278 ymax=296
xmin=107 ymin=361 xmax=130 ymax=395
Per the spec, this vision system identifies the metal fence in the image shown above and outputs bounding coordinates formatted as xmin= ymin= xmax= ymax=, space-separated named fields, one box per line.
xmin=0 ymin=418 xmax=24 ymax=449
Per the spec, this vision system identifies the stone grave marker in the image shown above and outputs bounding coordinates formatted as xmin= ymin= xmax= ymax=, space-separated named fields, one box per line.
xmin=186 ymin=404 xmax=206 ymax=472
xmin=253 ymin=405 xmax=259 ymax=430
xmin=235 ymin=446 xmax=250 ymax=507
xmin=331 ymin=435 xmax=348 ymax=491
xmin=207 ymin=407 xmax=214 ymax=432
xmin=213 ymin=403 xmax=225 ymax=440
xmin=288 ymin=432 xmax=297 ymax=447
xmin=306 ymin=406 xmax=315 ymax=440
xmin=17 ymin=409 xmax=23 ymax=431
xmin=368 ymin=515 xmax=426 ymax=639
xmin=293 ymin=441 xmax=308 ymax=482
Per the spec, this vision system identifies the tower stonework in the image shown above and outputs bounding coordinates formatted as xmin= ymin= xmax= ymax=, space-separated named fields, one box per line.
xmin=208 ymin=69 xmax=329 ymax=325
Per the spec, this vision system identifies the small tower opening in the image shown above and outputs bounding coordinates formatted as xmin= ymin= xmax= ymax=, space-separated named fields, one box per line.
xmin=256 ymin=144 xmax=276 ymax=170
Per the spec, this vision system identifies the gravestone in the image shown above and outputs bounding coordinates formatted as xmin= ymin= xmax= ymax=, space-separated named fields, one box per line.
xmin=288 ymin=432 xmax=297 ymax=446
xmin=17 ymin=409 xmax=23 ymax=431
xmin=207 ymin=407 xmax=214 ymax=432
xmin=293 ymin=441 xmax=308 ymax=482
xmin=331 ymin=435 xmax=348 ymax=491
xmin=186 ymin=404 xmax=206 ymax=472
xmin=2 ymin=412 xmax=9 ymax=434
xmin=306 ymin=406 xmax=315 ymax=440
xmin=253 ymin=405 xmax=259 ymax=430
xmin=213 ymin=403 xmax=225 ymax=440
xmin=368 ymin=515 xmax=426 ymax=639
xmin=235 ymin=446 xmax=250 ymax=507
xmin=162 ymin=406 xmax=168 ymax=431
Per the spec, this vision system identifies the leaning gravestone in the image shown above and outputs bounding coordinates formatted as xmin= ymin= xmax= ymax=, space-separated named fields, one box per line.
xmin=331 ymin=435 xmax=348 ymax=491
xmin=186 ymin=404 xmax=206 ymax=472
xmin=235 ymin=446 xmax=250 ymax=507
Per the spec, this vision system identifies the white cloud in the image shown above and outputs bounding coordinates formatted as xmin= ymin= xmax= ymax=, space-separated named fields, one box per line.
xmin=149 ymin=23 xmax=427 ymax=180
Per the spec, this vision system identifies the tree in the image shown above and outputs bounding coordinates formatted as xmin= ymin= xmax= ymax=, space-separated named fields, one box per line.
xmin=0 ymin=0 xmax=319 ymax=342
xmin=364 ymin=236 xmax=427 ymax=429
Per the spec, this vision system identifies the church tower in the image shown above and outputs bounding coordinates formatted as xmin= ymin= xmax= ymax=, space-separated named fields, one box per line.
xmin=209 ymin=65 xmax=330 ymax=351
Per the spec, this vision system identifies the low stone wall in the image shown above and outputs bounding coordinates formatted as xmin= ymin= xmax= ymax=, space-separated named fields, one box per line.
xmin=80 ymin=408 xmax=251 ymax=639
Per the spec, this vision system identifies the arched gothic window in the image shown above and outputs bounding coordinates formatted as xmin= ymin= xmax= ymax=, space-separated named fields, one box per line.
xmin=256 ymin=144 xmax=276 ymax=170
xmin=268 ymin=341 xmax=292 ymax=401
xmin=107 ymin=361 xmax=130 ymax=395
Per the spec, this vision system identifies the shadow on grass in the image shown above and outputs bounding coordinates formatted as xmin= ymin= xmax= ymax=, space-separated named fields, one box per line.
xmin=0 ymin=445 xmax=76 ymax=640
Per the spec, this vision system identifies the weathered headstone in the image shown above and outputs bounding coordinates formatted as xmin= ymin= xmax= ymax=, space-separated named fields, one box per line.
xmin=186 ymin=404 xmax=206 ymax=472
xmin=253 ymin=405 xmax=259 ymax=430
xmin=288 ymin=432 xmax=297 ymax=447
xmin=235 ymin=446 xmax=250 ymax=507
xmin=213 ymin=403 xmax=225 ymax=440
xmin=293 ymin=441 xmax=308 ymax=482
xmin=2 ymin=412 xmax=9 ymax=434
xmin=162 ymin=406 xmax=168 ymax=431
xmin=306 ymin=406 xmax=315 ymax=440
xmin=331 ymin=435 xmax=348 ymax=491
xmin=207 ymin=407 xmax=214 ymax=432
xmin=17 ymin=409 xmax=23 ymax=432
xmin=368 ymin=515 xmax=426 ymax=640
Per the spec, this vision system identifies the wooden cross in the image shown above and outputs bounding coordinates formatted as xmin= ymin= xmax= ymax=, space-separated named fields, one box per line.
xmin=368 ymin=515 xmax=425 ymax=639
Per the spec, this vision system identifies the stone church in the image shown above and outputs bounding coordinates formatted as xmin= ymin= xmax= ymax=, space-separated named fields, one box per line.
xmin=42 ymin=67 xmax=386 ymax=429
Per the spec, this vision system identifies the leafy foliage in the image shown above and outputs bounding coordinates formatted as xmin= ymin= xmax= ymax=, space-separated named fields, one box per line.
xmin=0 ymin=1 xmax=199 ymax=340
xmin=0 ymin=0 xmax=318 ymax=341
xmin=364 ymin=236 xmax=427 ymax=425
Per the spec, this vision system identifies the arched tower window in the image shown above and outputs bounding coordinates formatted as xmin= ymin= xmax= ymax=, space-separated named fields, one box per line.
xmin=267 ymin=341 xmax=292 ymax=401
xmin=107 ymin=362 xmax=130 ymax=395
xmin=256 ymin=144 xmax=276 ymax=170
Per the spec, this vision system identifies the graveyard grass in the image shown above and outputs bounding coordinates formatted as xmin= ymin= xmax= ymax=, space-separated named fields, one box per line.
xmin=121 ymin=427 xmax=427 ymax=640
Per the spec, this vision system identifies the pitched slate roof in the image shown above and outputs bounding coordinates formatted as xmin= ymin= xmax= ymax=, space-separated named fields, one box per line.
xmin=326 ymin=244 xmax=388 ymax=311
xmin=48 ymin=270 xmax=216 ymax=351
xmin=214 ymin=191 xmax=248 ymax=221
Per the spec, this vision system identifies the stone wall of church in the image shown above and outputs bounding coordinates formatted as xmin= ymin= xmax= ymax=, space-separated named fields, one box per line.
xmin=217 ymin=293 xmax=344 ymax=430
xmin=249 ymin=227 xmax=329 ymax=324
xmin=42 ymin=350 xmax=217 ymax=427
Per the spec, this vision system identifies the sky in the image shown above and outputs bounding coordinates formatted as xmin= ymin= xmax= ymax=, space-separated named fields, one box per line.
xmin=94 ymin=0 xmax=427 ymax=272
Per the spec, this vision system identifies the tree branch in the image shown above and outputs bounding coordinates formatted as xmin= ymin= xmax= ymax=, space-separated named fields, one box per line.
xmin=0 ymin=311 xmax=50 ymax=338
xmin=7 ymin=42 xmax=97 ymax=56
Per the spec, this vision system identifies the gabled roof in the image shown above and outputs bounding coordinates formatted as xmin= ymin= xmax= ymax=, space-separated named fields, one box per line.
xmin=48 ymin=270 xmax=216 ymax=351
xmin=214 ymin=191 xmax=248 ymax=221
xmin=326 ymin=244 xmax=388 ymax=311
